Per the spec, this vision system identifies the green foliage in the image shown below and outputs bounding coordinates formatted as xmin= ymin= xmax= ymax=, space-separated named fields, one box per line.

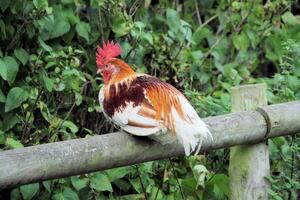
xmin=0 ymin=0 xmax=299 ymax=199
xmin=20 ymin=183 xmax=39 ymax=200
xmin=90 ymin=172 xmax=113 ymax=192
xmin=52 ymin=187 xmax=79 ymax=200
xmin=14 ymin=48 xmax=29 ymax=66
xmin=5 ymin=87 xmax=29 ymax=112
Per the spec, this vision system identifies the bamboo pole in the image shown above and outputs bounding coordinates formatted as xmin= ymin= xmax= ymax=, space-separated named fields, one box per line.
xmin=0 ymin=101 xmax=299 ymax=190
xmin=229 ymin=84 xmax=270 ymax=200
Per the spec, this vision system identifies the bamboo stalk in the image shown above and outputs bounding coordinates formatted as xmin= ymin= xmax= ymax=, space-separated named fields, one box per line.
xmin=0 ymin=101 xmax=299 ymax=190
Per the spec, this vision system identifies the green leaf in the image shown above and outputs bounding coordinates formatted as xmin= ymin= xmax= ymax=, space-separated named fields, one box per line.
xmin=265 ymin=35 xmax=284 ymax=61
xmin=267 ymin=188 xmax=284 ymax=200
xmin=62 ymin=187 xmax=79 ymax=200
xmin=0 ymin=131 xmax=6 ymax=144
xmin=52 ymin=187 xmax=79 ymax=200
xmin=50 ymin=19 xmax=70 ymax=39
xmin=33 ymin=0 xmax=48 ymax=10
xmin=90 ymin=172 xmax=113 ymax=192
xmin=232 ymin=1 xmax=241 ymax=10
xmin=3 ymin=56 xmax=19 ymax=85
xmin=192 ymin=27 xmax=210 ymax=45
xmin=106 ymin=166 xmax=131 ymax=182
xmin=75 ymin=22 xmax=90 ymax=42
xmin=6 ymin=138 xmax=24 ymax=149
xmin=232 ymin=32 xmax=249 ymax=50
xmin=71 ymin=176 xmax=88 ymax=191
xmin=245 ymin=28 xmax=259 ymax=48
xmin=208 ymin=174 xmax=230 ymax=197
xmin=38 ymin=37 xmax=53 ymax=52
xmin=75 ymin=92 xmax=82 ymax=106
xmin=52 ymin=193 xmax=64 ymax=200
xmin=166 ymin=8 xmax=181 ymax=32
xmin=282 ymin=12 xmax=298 ymax=26
xmin=0 ymin=19 xmax=5 ymax=40
xmin=112 ymin=13 xmax=130 ymax=37
xmin=0 ymin=59 xmax=7 ymax=80
xmin=14 ymin=48 xmax=29 ymax=66
xmin=43 ymin=77 xmax=54 ymax=92
xmin=38 ymin=101 xmax=52 ymax=122
xmin=0 ymin=87 xmax=6 ymax=102
xmin=40 ymin=72 xmax=54 ymax=92
xmin=129 ymin=178 xmax=142 ymax=193
xmin=120 ymin=42 xmax=133 ymax=58
xmin=5 ymin=87 xmax=29 ymax=112
xmin=191 ymin=50 xmax=204 ymax=60
xmin=20 ymin=183 xmax=39 ymax=200
xmin=42 ymin=181 xmax=51 ymax=193
xmin=90 ymin=0 xmax=104 ymax=8
xmin=114 ymin=179 xmax=131 ymax=192
xmin=45 ymin=61 xmax=56 ymax=69
xmin=181 ymin=178 xmax=197 ymax=193
xmin=142 ymin=32 xmax=153 ymax=45
xmin=223 ymin=63 xmax=238 ymax=79
xmin=134 ymin=21 xmax=146 ymax=31
xmin=2 ymin=112 xmax=18 ymax=131
xmin=0 ymin=0 xmax=10 ymax=12
xmin=62 ymin=121 xmax=78 ymax=134
xmin=10 ymin=188 xmax=21 ymax=200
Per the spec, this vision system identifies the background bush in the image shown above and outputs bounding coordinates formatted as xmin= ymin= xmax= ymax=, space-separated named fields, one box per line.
xmin=0 ymin=0 xmax=299 ymax=199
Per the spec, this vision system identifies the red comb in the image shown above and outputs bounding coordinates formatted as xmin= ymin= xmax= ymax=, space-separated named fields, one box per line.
xmin=96 ymin=41 xmax=122 ymax=67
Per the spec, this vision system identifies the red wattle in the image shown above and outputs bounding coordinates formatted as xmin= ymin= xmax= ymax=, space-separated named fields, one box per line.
xmin=103 ymin=70 xmax=111 ymax=84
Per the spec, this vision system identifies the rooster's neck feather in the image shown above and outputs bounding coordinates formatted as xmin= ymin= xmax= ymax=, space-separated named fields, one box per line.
xmin=107 ymin=59 xmax=135 ymax=84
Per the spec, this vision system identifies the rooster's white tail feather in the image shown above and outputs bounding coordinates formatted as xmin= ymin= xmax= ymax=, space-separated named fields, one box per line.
xmin=172 ymin=96 xmax=212 ymax=156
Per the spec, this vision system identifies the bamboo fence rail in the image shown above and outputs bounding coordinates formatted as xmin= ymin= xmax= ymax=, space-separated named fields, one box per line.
xmin=0 ymin=101 xmax=299 ymax=190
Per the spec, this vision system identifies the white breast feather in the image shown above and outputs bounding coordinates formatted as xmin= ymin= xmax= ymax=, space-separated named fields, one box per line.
xmin=98 ymin=86 xmax=109 ymax=119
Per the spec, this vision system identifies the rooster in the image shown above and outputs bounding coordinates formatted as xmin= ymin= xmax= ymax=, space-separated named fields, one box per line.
xmin=96 ymin=41 xmax=212 ymax=156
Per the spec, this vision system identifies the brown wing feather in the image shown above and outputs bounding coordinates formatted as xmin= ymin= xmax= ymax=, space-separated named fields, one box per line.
xmin=134 ymin=75 xmax=186 ymax=132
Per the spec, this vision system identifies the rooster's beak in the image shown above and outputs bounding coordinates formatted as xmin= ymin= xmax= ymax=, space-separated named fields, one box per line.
xmin=97 ymin=69 xmax=102 ymax=75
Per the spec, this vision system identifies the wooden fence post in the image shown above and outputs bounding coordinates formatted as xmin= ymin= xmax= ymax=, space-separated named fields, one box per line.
xmin=229 ymin=84 xmax=270 ymax=200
